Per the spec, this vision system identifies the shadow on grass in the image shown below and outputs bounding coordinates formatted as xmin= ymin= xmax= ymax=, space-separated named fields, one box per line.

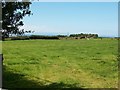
xmin=2 ymin=65 xmax=87 ymax=90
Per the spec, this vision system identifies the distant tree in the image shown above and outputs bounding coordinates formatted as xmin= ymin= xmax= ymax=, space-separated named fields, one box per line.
xmin=1 ymin=0 xmax=32 ymax=40
xmin=57 ymin=35 xmax=67 ymax=37
xmin=95 ymin=34 xmax=98 ymax=38
xmin=69 ymin=33 xmax=98 ymax=39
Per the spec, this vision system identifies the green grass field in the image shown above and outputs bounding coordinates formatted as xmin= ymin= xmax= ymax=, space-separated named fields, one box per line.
xmin=2 ymin=39 xmax=118 ymax=88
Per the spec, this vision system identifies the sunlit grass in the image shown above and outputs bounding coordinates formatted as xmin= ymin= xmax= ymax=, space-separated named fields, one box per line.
xmin=2 ymin=39 xmax=118 ymax=88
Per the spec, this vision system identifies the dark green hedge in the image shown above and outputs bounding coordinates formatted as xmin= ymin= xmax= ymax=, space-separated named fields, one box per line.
xmin=11 ymin=36 xmax=30 ymax=40
xmin=10 ymin=35 xmax=59 ymax=40
xmin=29 ymin=35 xmax=59 ymax=40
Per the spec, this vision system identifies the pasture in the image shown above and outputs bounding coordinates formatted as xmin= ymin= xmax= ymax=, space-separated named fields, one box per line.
xmin=2 ymin=39 xmax=118 ymax=88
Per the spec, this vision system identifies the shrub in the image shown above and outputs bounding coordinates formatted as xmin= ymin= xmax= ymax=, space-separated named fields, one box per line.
xmin=11 ymin=36 xmax=30 ymax=40
xmin=29 ymin=35 xmax=59 ymax=40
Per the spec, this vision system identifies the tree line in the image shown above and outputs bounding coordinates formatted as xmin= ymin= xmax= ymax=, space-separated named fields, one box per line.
xmin=69 ymin=33 xmax=98 ymax=38
xmin=7 ymin=33 xmax=99 ymax=40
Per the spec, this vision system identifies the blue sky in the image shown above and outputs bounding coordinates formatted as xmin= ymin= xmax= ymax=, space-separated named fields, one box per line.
xmin=21 ymin=2 xmax=118 ymax=37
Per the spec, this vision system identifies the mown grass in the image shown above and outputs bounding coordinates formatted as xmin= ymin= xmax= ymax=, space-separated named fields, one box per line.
xmin=2 ymin=39 xmax=118 ymax=88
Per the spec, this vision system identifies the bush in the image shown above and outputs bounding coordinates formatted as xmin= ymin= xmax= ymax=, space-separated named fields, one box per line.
xmin=11 ymin=36 xmax=30 ymax=40
xmin=29 ymin=35 xmax=59 ymax=40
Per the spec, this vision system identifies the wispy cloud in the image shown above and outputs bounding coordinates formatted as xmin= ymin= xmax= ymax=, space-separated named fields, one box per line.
xmin=20 ymin=24 xmax=47 ymax=32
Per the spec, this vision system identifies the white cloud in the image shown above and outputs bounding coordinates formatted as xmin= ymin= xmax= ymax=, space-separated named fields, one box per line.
xmin=20 ymin=24 xmax=47 ymax=32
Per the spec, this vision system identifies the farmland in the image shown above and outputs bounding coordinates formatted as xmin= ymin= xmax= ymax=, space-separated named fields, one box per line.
xmin=2 ymin=39 xmax=118 ymax=88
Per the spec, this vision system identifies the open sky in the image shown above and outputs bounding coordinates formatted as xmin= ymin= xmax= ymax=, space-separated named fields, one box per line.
xmin=21 ymin=2 xmax=118 ymax=37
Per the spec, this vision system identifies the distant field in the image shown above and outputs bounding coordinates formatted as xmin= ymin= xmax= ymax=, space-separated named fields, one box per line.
xmin=2 ymin=39 xmax=118 ymax=88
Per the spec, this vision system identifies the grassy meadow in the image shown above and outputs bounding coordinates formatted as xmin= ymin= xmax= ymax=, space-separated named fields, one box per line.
xmin=2 ymin=39 xmax=118 ymax=88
